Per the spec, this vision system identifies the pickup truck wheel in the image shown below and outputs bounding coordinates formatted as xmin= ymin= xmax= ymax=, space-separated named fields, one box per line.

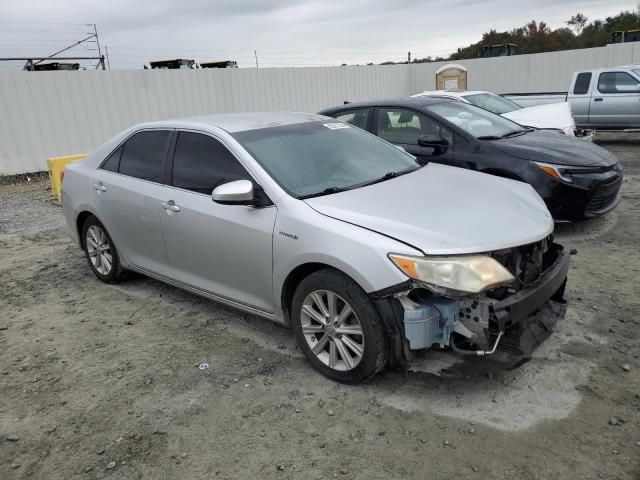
xmin=291 ymin=269 xmax=388 ymax=383
xmin=81 ymin=215 xmax=127 ymax=284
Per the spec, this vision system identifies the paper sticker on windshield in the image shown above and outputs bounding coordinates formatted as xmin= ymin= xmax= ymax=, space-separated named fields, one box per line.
xmin=323 ymin=122 xmax=351 ymax=130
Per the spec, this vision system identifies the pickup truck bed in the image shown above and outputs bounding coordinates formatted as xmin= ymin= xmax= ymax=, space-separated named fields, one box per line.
xmin=503 ymin=93 xmax=567 ymax=108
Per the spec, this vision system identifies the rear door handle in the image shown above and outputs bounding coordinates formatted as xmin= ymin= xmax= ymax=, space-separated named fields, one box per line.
xmin=161 ymin=201 xmax=180 ymax=212
xmin=593 ymin=98 xmax=603 ymax=102
xmin=94 ymin=183 xmax=106 ymax=192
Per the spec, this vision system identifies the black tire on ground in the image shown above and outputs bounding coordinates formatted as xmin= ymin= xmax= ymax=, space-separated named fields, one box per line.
xmin=81 ymin=215 xmax=127 ymax=284
xmin=291 ymin=268 xmax=388 ymax=383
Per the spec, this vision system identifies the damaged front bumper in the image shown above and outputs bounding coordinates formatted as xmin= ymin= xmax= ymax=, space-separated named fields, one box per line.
xmin=372 ymin=243 xmax=570 ymax=368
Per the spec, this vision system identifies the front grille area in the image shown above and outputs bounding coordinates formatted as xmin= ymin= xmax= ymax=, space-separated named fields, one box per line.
xmin=586 ymin=175 xmax=623 ymax=214
xmin=488 ymin=236 xmax=558 ymax=299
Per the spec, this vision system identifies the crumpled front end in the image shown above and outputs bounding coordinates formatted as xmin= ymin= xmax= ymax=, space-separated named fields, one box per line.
xmin=375 ymin=236 xmax=570 ymax=368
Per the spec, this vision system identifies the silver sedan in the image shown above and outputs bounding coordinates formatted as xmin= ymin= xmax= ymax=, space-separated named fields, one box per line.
xmin=62 ymin=112 xmax=569 ymax=383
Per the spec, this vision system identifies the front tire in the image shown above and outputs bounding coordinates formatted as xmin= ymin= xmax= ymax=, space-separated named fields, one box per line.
xmin=291 ymin=269 xmax=388 ymax=383
xmin=81 ymin=215 xmax=126 ymax=283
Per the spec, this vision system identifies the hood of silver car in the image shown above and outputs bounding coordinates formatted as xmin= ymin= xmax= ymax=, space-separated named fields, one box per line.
xmin=304 ymin=163 xmax=553 ymax=255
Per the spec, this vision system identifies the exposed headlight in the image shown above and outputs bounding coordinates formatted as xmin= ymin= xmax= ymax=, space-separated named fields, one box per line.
xmin=388 ymin=254 xmax=515 ymax=295
xmin=532 ymin=161 xmax=573 ymax=183
xmin=533 ymin=161 xmax=605 ymax=183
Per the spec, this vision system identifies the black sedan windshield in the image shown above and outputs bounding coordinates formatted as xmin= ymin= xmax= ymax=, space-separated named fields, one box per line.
xmin=233 ymin=121 xmax=419 ymax=198
xmin=426 ymin=101 xmax=526 ymax=139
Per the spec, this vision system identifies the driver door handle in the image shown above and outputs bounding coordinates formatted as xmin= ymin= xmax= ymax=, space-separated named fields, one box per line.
xmin=593 ymin=98 xmax=603 ymax=102
xmin=94 ymin=183 xmax=106 ymax=192
xmin=161 ymin=200 xmax=180 ymax=212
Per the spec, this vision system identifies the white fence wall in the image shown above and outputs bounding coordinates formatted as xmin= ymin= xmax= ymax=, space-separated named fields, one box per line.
xmin=409 ymin=42 xmax=640 ymax=94
xmin=2 ymin=42 xmax=640 ymax=175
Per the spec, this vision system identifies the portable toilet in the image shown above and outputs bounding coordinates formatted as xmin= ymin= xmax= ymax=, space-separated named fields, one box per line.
xmin=435 ymin=64 xmax=468 ymax=90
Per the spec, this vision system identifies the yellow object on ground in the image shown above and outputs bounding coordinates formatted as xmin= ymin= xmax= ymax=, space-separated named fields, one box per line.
xmin=47 ymin=154 xmax=87 ymax=203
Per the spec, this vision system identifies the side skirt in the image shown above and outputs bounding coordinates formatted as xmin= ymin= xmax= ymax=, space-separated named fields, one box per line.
xmin=127 ymin=265 xmax=285 ymax=326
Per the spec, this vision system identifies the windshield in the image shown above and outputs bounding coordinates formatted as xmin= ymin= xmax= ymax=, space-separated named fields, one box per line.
xmin=425 ymin=101 xmax=527 ymax=139
xmin=463 ymin=93 xmax=522 ymax=114
xmin=232 ymin=121 xmax=419 ymax=198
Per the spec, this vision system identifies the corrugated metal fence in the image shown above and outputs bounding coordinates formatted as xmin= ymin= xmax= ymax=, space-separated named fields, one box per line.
xmin=2 ymin=42 xmax=640 ymax=175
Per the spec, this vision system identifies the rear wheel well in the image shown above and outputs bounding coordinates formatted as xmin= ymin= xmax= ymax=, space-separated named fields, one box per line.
xmin=76 ymin=211 xmax=95 ymax=248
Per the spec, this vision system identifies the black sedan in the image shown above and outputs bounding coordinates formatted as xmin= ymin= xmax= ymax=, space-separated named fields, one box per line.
xmin=319 ymin=98 xmax=623 ymax=221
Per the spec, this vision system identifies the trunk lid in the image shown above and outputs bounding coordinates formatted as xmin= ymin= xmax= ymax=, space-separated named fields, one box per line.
xmin=502 ymin=102 xmax=575 ymax=132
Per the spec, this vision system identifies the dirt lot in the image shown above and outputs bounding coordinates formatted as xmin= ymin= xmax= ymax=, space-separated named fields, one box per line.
xmin=1 ymin=136 xmax=639 ymax=480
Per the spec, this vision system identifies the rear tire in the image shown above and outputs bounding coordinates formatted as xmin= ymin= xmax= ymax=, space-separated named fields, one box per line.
xmin=291 ymin=269 xmax=388 ymax=383
xmin=81 ymin=215 xmax=127 ymax=284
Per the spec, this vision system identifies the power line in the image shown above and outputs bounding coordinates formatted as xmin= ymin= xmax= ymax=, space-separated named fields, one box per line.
xmin=0 ymin=28 xmax=92 ymax=35
xmin=0 ymin=21 xmax=92 ymax=26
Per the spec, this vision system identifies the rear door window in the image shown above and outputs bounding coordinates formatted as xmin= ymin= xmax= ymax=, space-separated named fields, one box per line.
xmin=597 ymin=72 xmax=640 ymax=94
xmin=333 ymin=109 xmax=371 ymax=130
xmin=118 ymin=130 xmax=171 ymax=182
xmin=376 ymin=108 xmax=453 ymax=145
xmin=171 ymin=132 xmax=251 ymax=194
xmin=573 ymin=72 xmax=592 ymax=95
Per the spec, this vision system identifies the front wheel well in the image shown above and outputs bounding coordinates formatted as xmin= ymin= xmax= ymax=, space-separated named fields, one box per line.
xmin=281 ymin=263 xmax=349 ymax=325
xmin=282 ymin=263 xmax=407 ymax=370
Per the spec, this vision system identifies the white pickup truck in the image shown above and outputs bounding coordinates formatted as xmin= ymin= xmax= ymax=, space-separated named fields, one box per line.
xmin=504 ymin=65 xmax=640 ymax=130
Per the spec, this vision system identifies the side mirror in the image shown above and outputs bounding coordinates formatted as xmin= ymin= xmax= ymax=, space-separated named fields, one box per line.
xmin=417 ymin=134 xmax=449 ymax=155
xmin=212 ymin=180 xmax=254 ymax=205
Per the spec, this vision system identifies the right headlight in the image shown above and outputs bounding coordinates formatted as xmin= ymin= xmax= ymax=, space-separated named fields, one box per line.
xmin=388 ymin=254 xmax=515 ymax=295
xmin=532 ymin=161 xmax=573 ymax=183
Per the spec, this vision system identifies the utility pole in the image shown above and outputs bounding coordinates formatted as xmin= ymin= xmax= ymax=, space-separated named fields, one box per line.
xmin=105 ymin=46 xmax=111 ymax=70
xmin=254 ymin=50 xmax=259 ymax=68
xmin=92 ymin=24 xmax=105 ymax=70
xmin=408 ymin=51 xmax=412 ymax=94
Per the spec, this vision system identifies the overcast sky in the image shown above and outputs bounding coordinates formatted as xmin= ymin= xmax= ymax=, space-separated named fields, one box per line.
xmin=0 ymin=0 xmax=637 ymax=69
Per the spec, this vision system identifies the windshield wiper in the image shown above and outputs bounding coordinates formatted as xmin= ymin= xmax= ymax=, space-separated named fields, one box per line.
xmin=477 ymin=135 xmax=502 ymax=140
xmin=501 ymin=129 xmax=530 ymax=138
xmin=299 ymin=167 xmax=418 ymax=199
xmin=358 ymin=168 xmax=417 ymax=188
xmin=298 ymin=186 xmax=346 ymax=199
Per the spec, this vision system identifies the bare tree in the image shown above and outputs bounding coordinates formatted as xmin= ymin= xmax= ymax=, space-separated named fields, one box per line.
xmin=567 ymin=13 xmax=588 ymax=35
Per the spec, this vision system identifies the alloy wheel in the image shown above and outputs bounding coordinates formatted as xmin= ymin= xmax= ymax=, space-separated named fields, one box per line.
xmin=86 ymin=224 xmax=113 ymax=275
xmin=300 ymin=290 xmax=364 ymax=371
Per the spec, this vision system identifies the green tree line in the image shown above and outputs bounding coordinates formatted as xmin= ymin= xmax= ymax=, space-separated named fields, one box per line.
xmin=383 ymin=7 xmax=640 ymax=64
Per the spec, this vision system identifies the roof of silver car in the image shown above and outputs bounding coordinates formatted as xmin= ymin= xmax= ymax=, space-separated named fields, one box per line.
xmin=161 ymin=111 xmax=330 ymax=133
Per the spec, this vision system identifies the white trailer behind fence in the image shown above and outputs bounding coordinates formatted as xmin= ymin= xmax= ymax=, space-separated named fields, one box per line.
xmin=2 ymin=42 xmax=640 ymax=175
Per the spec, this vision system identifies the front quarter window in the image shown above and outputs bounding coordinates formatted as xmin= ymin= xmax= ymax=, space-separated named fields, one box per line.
xmin=377 ymin=108 xmax=453 ymax=145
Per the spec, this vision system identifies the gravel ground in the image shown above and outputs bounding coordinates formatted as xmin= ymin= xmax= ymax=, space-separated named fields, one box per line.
xmin=1 ymin=134 xmax=639 ymax=479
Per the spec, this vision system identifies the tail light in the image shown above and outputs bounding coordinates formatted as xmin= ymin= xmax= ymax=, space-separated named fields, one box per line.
xmin=60 ymin=171 xmax=65 ymax=183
